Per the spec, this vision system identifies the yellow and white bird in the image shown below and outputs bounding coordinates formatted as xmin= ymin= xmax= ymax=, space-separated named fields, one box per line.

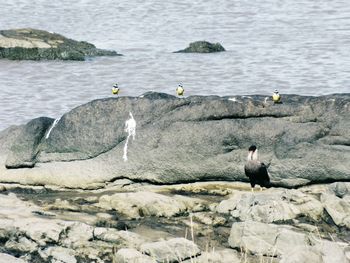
xmin=112 ymin=84 xmax=120 ymax=95
xmin=272 ymin=89 xmax=281 ymax=103
xmin=176 ymin=84 xmax=184 ymax=96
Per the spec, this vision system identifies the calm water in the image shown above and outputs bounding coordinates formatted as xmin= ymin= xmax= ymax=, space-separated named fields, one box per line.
xmin=0 ymin=0 xmax=349 ymax=130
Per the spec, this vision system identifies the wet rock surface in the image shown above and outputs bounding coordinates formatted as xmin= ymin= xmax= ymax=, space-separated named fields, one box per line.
xmin=0 ymin=28 xmax=120 ymax=60
xmin=0 ymin=181 xmax=348 ymax=263
xmin=0 ymin=92 xmax=349 ymax=189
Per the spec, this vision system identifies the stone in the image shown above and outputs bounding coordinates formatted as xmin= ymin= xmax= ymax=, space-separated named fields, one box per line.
xmin=280 ymin=246 xmax=322 ymax=263
xmin=217 ymin=188 xmax=323 ymax=223
xmin=140 ymin=238 xmax=201 ymax=262
xmin=229 ymin=221 xmax=348 ymax=260
xmin=5 ymin=117 xmax=54 ymax=168
xmin=175 ymin=41 xmax=225 ymax=53
xmin=114 ymin=248 xmax=155 ymax=263
xmin=314 ymin=240 xmax=349 ymax=263
xmin=4 ymin=237 xmax=38 ymax=253
xmin=183 ymin=249 xmax=241 ymax=263
xmin=192 ymin=212 xmax=226 ymax=226
xmin=93 ymin=228 xmax=147 ymax=249
xmin=0 ymin=28 xmax=120 ymax=60
xmin=61 ymin=222 xmax=94 ymax=248
xmin=328 ymin=182 xmax=350 ymax=197
xmin=321 ymin=193 xmax=350 ymax=229
xmin=0 ymin=93 xmax=349 ymax=189
xmin=0 ymin=253 xmax=26 ymax=263
xmin=39 ymin=246 xmax=77 ymax=263
xmin=97 ymin=191 xmax=187 ymax=219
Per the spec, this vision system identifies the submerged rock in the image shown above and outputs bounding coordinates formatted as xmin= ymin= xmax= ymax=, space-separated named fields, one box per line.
xmin=0 ymin=28 xmax=120 ymax=60
xmin=0 ymin=92 xmax=349 ymax=188
xmin=175 ymin=41 xmax=225 ymax=53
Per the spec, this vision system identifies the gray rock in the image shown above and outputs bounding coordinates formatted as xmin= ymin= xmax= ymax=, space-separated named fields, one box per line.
xmin=5 ymin=117 xmax=53 ymax=168
xmin=61 ymin=222 xmax=94 ymax=248
xmin=229 ymin=221 xmax=348 ymax=261
xmin=39 ymin=246 xmax=77 ymax=263
xmin=229 ymin=221 xmax=297 ymax=257
xmin=93 ymin=228 xmax=148 ymax=249
xmin=0 ymin=93 xmax=349 ymax=188
xmin=0 ymin=28 xmax=120 ymax=60
xmin=175 ymin=41 xmax=225 ymax=53
xmin=4 ymin=237 xmax=38 ymax=253
xmin=97 ymin=191 xmax=188 ymax=219
xmin=321 ymin=193 xmax=350 ymax=229
xmin=329 ymin=182 xmax=350 ymax=197
xmin=280 ymin=246 xmax=323 ymax=263
xmin=0 ymin=253 xmax=27 ymax=263
xmin=217 ymin=189 xmax=323 ymax=223
xmin=140 ymin=238 xmax=201 ymax=263
xmin=183 ymin=249 xmax=241 ymax=263
xmin=114 ymin=248 xmax=156 ymax=263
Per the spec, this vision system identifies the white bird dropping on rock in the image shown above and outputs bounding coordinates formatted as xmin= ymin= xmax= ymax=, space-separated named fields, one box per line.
xmin=123 ymin=112 xmax=136 ymax=161
xmin=45 ymin=117 xmax=61 ymax=139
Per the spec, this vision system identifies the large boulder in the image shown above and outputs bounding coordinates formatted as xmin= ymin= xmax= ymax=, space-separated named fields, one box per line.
xmin=175 ymin=41 xmax=225 ymax=53
xmin=0 ymin=92 xmax=349 ymax=188
xmin=0 ymin=28 xmax=120 ymax=60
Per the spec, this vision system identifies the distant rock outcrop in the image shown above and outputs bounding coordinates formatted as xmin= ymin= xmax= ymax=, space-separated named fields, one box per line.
xmin=0 ymin=28 xmax=120 ymax=60
xmin=0 ymin=92 xmax=349 ymax=188
xmin=175 ymin=41 xmax=225 ymax=53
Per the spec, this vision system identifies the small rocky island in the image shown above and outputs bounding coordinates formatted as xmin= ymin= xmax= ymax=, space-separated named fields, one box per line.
xmin=0 ymin=28 xmax=120 ymax=60
xmin=175 ymin=41 xmax=225 ymax=53
xmin=0 ymin=92 xmax=349 ymax=262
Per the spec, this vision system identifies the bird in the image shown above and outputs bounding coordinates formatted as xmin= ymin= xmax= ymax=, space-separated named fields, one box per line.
xmin=272 ymin=89 xmax=281 ymax=103
xmin=112 ymin=83 xmax=120 ymax=95
xmin=244 ymin=145 xmax=270 ymax=192
xmin=176 ymin=84 xmax=184 ymax=96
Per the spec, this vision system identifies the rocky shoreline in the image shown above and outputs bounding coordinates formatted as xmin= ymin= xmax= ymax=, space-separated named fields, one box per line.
xmin=0 ymin=180 xmax=349 ymax=262
xmin=0 ymin=92 xmax=349 ymax=262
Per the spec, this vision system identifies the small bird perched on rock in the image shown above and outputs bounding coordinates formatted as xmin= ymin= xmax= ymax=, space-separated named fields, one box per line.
xmin=112 ymin=83 xmax=120 ymax=95
xmin=272 ymin=89 xmax=281 ymax=104
xmin=176 ymin=84 xmax=184 ymax=96
xmin=244 ymin=145 xmax=270 ymax=192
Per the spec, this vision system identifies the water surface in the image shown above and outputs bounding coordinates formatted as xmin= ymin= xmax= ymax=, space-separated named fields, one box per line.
xmin=0 ymin=0 xmax=349 ymax=130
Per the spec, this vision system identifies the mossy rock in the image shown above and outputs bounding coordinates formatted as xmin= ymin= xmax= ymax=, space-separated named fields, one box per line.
xmin=175 ymin=41 xmax=225 ymax=53
xmin=0 ymin=28 xmax=120 ymax=61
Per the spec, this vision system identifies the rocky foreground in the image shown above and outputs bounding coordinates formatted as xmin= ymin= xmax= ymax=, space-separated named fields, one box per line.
xmin=0 ymin=92 xmax=349 ymax=262
xmin=0 ymin=28 xmax=119 ymax=60
xmin=0 ymin=181 xmax=349 ymax=262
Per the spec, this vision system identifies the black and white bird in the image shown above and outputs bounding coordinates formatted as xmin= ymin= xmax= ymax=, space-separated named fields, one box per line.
xmin=244 ymin=145 xmax=270 ymax=192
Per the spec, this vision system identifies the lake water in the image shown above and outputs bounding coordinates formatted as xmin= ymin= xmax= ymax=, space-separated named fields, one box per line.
xmin=0 ymin=0 xmax=349 ymax=130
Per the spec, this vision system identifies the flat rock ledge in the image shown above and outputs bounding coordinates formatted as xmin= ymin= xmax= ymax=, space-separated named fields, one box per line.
xmin=0 ymin=28 xmax=120 ymax=60
xmin=175 ymin=41 xmax=225 ymax=53
xmin=0 ymin=92 xmax=349 ymax=189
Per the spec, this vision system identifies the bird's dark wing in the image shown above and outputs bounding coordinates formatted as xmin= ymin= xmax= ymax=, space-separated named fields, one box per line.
xmin=258 ymin=164 xmax=270 ymax=184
